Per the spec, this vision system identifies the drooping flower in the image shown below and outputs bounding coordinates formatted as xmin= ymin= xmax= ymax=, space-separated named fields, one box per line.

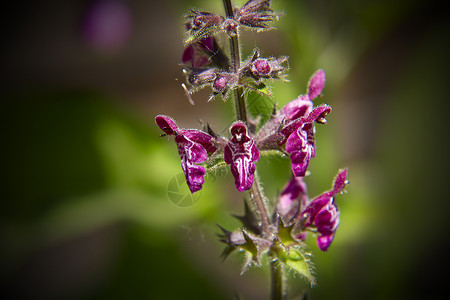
xmin=182 ymin=37 xmax=230 ymax=69
xmin=284 ymin=105 xmax=331 ymax=176
xmin=276 ymin=176 xmax=308 ymax=226
xmin=155 ymin=115 xmax=216 ymax=193
xmin=255 ymin=70 xmax=329 ymax=176
xmin=255 ymin=69 xmax=326 ymax=150
xmin=182 ymin=37 xmax=215 ymax=68
xmin=224 ymin=122 xmax=260 ymax=192
xmin=299 ymin=168 xmax=349 ymax=251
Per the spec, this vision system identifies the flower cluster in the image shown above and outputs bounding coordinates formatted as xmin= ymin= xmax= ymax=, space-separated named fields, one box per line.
xmin=185 ymin=0 xmax=278 ymax=45
xmin=157 ymin=70 xmax=333 ymax=196
xmin=277 ymin=169 xmax=348 ymax=251
xmin=156 ymin=0 xmax=349 ymax=288
xmin=181 ymin=39 xmax=288 ymax=103
xmin=181 ymin=1 xmax=286 ymax=104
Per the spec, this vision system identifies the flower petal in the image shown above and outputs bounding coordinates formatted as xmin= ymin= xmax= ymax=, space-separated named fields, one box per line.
xmin=184 ymin=161 xmax=206 ymax=193
xmin=225 ymin=122 xmax=260 ymax=192
xmin=331 ymin=168 xmax=349 ymax=195
xmin=176 ymin=134 xmax=208 ymax=193
xmin=280 ymin=95 xmax=313 ymax=121
xmin=182 ymin=129 xmax=217 ymax=153
xmin=307 ymin=69 xmax=326 ymax=100
xmin=304 ymin=105 xmax=332 ymax=124
xmin=285 ymin=128 xmax=313 ymax=177
xmin=155 ymin=115 xmax=178 ymax=135
xmin=317 ymin=233 xmax=334 ymax=252
xmin=277 ymin=176 xmax=308 ymax=225
xmin=300 ymin=168 xmax=348 ymax=251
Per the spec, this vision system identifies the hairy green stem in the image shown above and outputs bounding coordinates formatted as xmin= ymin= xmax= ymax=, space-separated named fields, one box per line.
xmin=222 ymin=0 xmax=247 ymax=122
xmin=270 ymin=259 xmax=286 ymax=300
xmin=250 ymin=174 xmax=271 ymax=238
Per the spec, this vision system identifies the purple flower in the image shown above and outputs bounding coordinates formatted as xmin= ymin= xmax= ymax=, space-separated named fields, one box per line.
xmin=284 ymin=105 xmax=331 ymax=176
xmin=255 ymin=69 xmax=327 ymax=153
xmin=300 ymin=168 xmax=349 ymax=251
xmin=280 ymin=69 xmax=325 ymax=122
xmin=182 ymin=37 xmax=215 ymax=68
xmin=277 ymin=176 xmax=308 ymax=226
xmin=275 ymin=70 xmax=329 ymax=176
xmin=224 ymin=122 xmax=260 ymax=192
xmin=182 ymin=37 xmax=230 ymax=69
xmin=155 ymin=115 xmax=216 ymax=193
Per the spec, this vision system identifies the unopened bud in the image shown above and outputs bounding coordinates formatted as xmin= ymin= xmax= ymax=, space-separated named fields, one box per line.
xmin=252 ymin=58 xmax=271 ymax=76
xmin=213 ymin=76 xmax=228 ymax=92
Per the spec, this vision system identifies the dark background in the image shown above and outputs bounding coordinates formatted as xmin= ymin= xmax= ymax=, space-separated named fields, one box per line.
xmin=1 ymin=0 xmax=449 ymax=299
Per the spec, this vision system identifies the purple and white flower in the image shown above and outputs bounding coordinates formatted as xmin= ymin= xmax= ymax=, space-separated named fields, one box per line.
xmin=224 ymin=122 xmax=260 ymax=192
xmin=299 ymin=168 xmax=348 ymax=251
xmin=155 ymin=115 xmax=216 ymax=193
xmin=277 ymin=176 xmax=308 ymax=226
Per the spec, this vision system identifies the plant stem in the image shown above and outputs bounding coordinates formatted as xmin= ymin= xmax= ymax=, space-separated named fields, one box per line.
xmin=222 ymin=0 xmax=247 ymax=122
xmin=223 ymin=1 xmax=277 ymax=299
xmin=270 ymin=259 xmax=285 ymax=300
xmin=250 ymin=174 xmax=271 ymax=238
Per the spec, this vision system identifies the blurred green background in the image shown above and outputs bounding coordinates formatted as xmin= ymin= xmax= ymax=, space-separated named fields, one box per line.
xmin=1 ymin=0 xmax=449 ymax=299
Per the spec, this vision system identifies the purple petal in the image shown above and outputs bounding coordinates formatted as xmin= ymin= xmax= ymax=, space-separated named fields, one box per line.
xmin=280 ymin=95 xmax=313 ymax=121
xmin=317 ymin=233 xmax=334 ymax=252
xmin=155 ymin=115 xmax=178 ymax=135
xmin=184 ymin=162 xmax=206 ymax=193
xmin=175 ymin=135 xmax=207 ymax=164
xmin=331 ymin=168 xmax=349 ymax=195
xmin=302 ymin=195 xmax=331 ymax=227
xmin=285 ymin=128 xmax=313 ymax=177
xmin=224 ymin=143 xmax=232 ymax=165
xmin=304 ymin=105 xmax=332 ymax=124
xmin=277 ymin=177 xmax=308 ymax=225
xmin=230 ymin=155 xmax=256 ymax=192
xmin=279 ymin=119 xmax=303 ymax=143
xmin=182 ymin=38 xmax=214 ymax=68
xmin=225 ymin=122 xmax=260 ymax=192
xmin=315 ymin=202 xmax=339 ymax=235
xmin=182 ymin=129 xmax=217 ymax=153
xmin=290 ymin=151 xmax=311 ymax=177
xmin=199 ymin=36 xmax=214 ymax=51
xmin=300 ymin=168 xmax=348 ymax=251
xmin=175 ymin=134 xmax=208 ymax=193
xmin=181 ymin=44 xmax=194 ymax=64
xmin=285 ymin=128 xmax=306 ymax=153
xmin=307 ymin=69 xmax=326 ymax=100
xmin=251 ymin=143 xmax=260 ymax=161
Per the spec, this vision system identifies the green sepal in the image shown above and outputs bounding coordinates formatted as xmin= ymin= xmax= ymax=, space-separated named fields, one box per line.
xmin=239 ymin=231 xmax=271 ymax=274
xmin=277 ymin=222 xmax=296 ymax=247
xmin=276 ymin=245 xmax=316 ymax=286
xmin=184 ymin=26 xmax=221 ymax=46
